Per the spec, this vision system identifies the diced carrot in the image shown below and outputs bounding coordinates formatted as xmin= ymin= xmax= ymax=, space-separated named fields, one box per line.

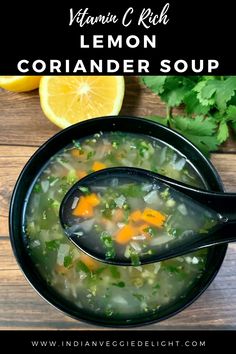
xmin=92 ymin=161 xmax=107 ymax=172
xmin=86 ymin=193 xmax=100 ymax=207
xmin=113 ymin=208 xmax=124 ymax=222
xmin=55 ymin=264 xmax=70 ymax=275
xmin=80 ymin=253 xmax=100 ymax=271
xmin=129 ymin=210 xmax=143 ymax=223
xmin=77 ymin=170 xmax=87 ymax=179
xmin=116 ymin=224 xmax=137 ymax=245
xmin=71 ymin=148 xmax=85 ymax=158
xmin=141 ymin=208 xmax=166 ymax=227
xmin=73 ymin=196 xmax=94 ymax=218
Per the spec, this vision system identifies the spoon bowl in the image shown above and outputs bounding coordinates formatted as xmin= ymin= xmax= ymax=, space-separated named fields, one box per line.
xmin=60 ymin=167 xmax=236 ymax=265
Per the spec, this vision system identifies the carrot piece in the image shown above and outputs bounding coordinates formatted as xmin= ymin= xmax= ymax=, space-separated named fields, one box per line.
xmin=77 ymin=170 xmax=87 ymax=179
xmin=116 ymin=224 xmax=137 ymax=245
xmin=129 ymin=210 xmax=143 ymax=223
xmin=55 ymin=264 xmax=70 ymax=275
xmin=73 ymin=196 xmax=94 ymax=218
xmin=86 ymin=193 xmax=100 ymax=207
xmin=92 ymin=161 xmax=107 ymax=171
xmin=71 ymin=148 xmax=85 ymax=158
xmin=141 ymin=208 xmax=166 ymax=227
xmin=113 ymin=208 xmax=124 ymax=222
xmin=80 ymin=253 xmax=100 ymax=271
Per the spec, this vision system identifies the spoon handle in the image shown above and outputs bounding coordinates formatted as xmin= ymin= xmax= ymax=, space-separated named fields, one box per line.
xmin=154 ymin=221 xmax=236 ymax=263
xmin=147 ymin=170 xmax=236 ymax=222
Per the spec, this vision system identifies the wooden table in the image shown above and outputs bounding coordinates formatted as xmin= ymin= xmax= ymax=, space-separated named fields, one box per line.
xmin=0 ymin=77 xmax=236 ymax=330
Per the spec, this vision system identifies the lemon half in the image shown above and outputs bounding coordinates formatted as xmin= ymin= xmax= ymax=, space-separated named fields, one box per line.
xmin=0 ymin=76 xmax=41 ymax=92
xmin=39 ymin=76 xmax=125 ymax=128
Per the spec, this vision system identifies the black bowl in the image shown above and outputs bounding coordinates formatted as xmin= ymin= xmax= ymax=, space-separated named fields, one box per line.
xmin=9 ymin=116 xmax=227 ymax=327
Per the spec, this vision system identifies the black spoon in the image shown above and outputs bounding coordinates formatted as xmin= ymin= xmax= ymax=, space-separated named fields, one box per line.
xmin=59 ymin=167 xmax=236 ymax=265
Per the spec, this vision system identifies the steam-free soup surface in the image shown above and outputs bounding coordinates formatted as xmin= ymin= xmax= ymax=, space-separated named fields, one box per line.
xmin=63 ymin=175 xmax=218 ymax=265
xmin=25 ymin=132 xmax=208 ymax=322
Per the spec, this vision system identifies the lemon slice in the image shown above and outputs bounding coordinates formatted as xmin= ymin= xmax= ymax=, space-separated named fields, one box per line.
xmin=0 ymin=76 xmax=41 ymax=92
xmin=39 ymin=76 xmax=125 ymax=128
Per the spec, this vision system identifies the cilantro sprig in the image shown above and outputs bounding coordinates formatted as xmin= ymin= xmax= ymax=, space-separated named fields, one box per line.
xmin=140 ymin=76 xmax=236 ymax=155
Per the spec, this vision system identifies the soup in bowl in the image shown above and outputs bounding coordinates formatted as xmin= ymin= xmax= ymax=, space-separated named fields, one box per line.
xmin=10 ymin=116 xmax=227 ymax=327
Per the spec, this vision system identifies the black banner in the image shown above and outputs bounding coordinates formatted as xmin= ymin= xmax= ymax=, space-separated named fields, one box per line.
xmin=0 ymin=330 xmax=235 ymax=353
xmin=0 ymin=1 xmax=235 ymax=75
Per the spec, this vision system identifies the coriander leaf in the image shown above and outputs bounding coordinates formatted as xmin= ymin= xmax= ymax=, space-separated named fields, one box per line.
xmin=141 ymin=76 xmax=197 ymax=107
xmin=119 ymin=183 xmax=145 ymax=197
xmin=145 ymin=115 xmax=169 ymax=126
xmin=195 ymin=77 xmax=236 ymax=112
xmin=100 ymin=231 xmax=116 ymax=260
xmin=170 ymin=116 xmax=219 ymax=155
xmin=228 ymin=93 xmax=236 ymax=106
xmin=183 ymin=134 xmax=219 ymax=156
xmin=78 ymin=186 xmax=90 ymax=194
xmin=132 ymin=293 xmax=145 ymax=301
xmin=194 ymin=79 xmax=216 ymax=105
xmin=228 ymin=105 xmax=236 ymax=134
xmin=33 ymin=183 xmax=41 ymax=193
xmin=109 ymin=266 xmax=121 ymax=279
xmin=87 ymin=151 xmax=95 ymax=160
xmin=112 ymin=281 xmax=125 ymax=288
xmin=232 ymin=121 xmax=236 ymax=134
xmin=72 ymin=140 xmax=83 ymax=151
xmin=183 ymin=91 xmax=211 ymax=115
xmin=163 ymin=86 xmax=190 ymax=107
xmin=64 ymin=255 xmax=73 ymax=268
xmin=217 ymin=120 xmax=229 ymax=144
xmin=172 ymin=116 xmax=217 ymax=136
xmin=160 ymin=77 xmax=195 ymax=107
xmin=140 ymin=76 xmax=167 ymax=94
xmin=45 ymin=240 xmax=60 ymax=251
xmin=141 ymin=76 xmax=236 ymax=154
xmin=76 ymin=260 xmax=90 ymax=274
xmin=215 ymin=77 xmax=236 ymax=111
xmin=226 ymin=105 xmax=236 ymax=122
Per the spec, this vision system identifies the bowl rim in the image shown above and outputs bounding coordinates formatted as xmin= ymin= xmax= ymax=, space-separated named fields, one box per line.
xmin=9 ymin=115 xmax=228 ymax=328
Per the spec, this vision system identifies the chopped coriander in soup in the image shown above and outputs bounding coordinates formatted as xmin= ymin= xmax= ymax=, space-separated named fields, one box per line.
xmin=25 ymin=132 xmax=208 ymax=321
xmin=65 ymin=176 xmax=218 ymax=265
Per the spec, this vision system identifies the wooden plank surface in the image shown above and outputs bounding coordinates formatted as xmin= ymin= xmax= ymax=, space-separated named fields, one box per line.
xmin=0 ymin=76 xmax=236 ymax=329
xmin=0 ymin=77 xmax=235 ymax=151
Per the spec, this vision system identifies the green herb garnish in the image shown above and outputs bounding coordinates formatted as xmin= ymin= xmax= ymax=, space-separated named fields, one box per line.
xmin=112 ymin=281 xmax=125 ymax=288
xmin=33 ymin=183 xmax=41 ymax=193
xmin=45 ymin=240 xmax=60 ymax=251
xmin=87 ymin=151 xmax=95 ymax=160
xmin=76 ymin=260 xmax=90 ymax=274
xmin=78 ymin=186 xmax=90 ymax=194
xmin=132 ymin=293 xmax=145 ymax=302
xmin=72 ymin=140 xmax=83 ymax=152
xmin=164 ymin=264 xmax=180 ymax=273
xmin=67 ymin=170 xmax=77 ymax=185
xmin=130 ymin=253 xmax=140 ymax=266
xmin=100 ymin=231 xmax=116 ymax=260
xmin=112 ymin=141 xmax=119 ymax=149
xmin=141 ymin=76 xmax=236 ymax=155
xmin=64 ymin=255 xmax=73 ymax=268
xmin=144 ymin=226 xmax=158 ymax=237
xmin=119 ymin=184 xmax=144 ymax=198
xmin=109 ymin=266 xmax=121 ymax=279
xmin=160 ymin=188 xmax=170 ymax=200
